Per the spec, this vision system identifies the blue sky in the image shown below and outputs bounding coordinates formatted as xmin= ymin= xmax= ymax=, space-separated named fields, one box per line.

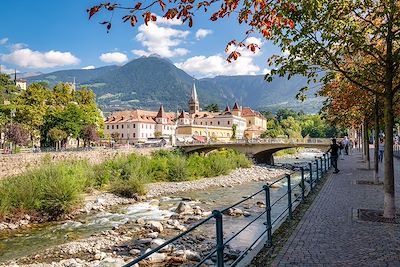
xmin=0 ymin=0 xmax=282 ymax=78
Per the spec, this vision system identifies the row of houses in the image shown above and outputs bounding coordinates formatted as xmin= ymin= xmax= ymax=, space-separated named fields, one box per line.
xmin=104 ymin=83 xmax=267 ymax=144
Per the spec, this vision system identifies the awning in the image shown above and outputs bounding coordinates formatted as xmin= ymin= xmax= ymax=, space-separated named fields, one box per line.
xmin=193 ymin=136 xmax=206 ymax=142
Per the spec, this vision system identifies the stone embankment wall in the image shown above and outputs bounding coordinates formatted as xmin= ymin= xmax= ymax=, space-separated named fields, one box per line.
xmin=0 ymin=148 xmax=165 ymax=179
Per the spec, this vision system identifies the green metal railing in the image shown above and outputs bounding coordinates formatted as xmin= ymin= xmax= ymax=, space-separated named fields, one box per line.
xmin=123 ymin=153 xmax=332 ymax=267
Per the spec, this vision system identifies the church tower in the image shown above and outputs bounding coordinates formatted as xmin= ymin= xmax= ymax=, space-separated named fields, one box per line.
xmin=188 ymin=81 xmax=199 ymax=114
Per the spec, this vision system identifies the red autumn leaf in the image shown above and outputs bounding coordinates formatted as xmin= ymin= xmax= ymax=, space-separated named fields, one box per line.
xmin=131 ymin=15 xmax=138 ymax=26
xmin=88 ymin=6 xmax=101 ymax=19
xmin=134 ymin=2 xmax=142 ymax=10
xmin=159 ymin=0 xmax=167 ymax=11
xmin=289 ymin=20 xmax=295 ymax=29
xmin=122 ymin=15 xmax=131 ymax=22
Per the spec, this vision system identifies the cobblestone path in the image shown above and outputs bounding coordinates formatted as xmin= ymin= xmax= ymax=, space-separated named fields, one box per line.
xmin=271 ymin=150 xmax=400 ymax=266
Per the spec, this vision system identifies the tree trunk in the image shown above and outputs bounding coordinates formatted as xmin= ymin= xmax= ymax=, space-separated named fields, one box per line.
xmin=382 ymin=0 xmax=396 ymax=219
xmin=374 ymin=98 xmax=379 ymax=183
xmin=383 ymin=93 xmax=395 ymax=218
xmin=364 ymin=120 xmax=370 ymax=169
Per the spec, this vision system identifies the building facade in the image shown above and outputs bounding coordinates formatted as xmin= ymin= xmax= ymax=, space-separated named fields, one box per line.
xmin=104 ymin=82 xmax=267 ymax=144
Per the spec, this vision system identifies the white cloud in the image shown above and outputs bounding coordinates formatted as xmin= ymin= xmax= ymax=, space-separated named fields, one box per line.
xmin=131 ymin=49 xmax=150 ymax=57
xmin=155 ymin=16 xmax=183 ymax=26
xmin=0 ymin=64 xmax=16 ymax=74
xmin=0 ymin=38 xmax=8 ymax=45
xmin=1 ymin=48 xmax=80 ymax=68
xmin=11 ymin=43 xmax=27 ymax=51
xmin=99 ymin=52 xmax=128 ymax=64
xmin=82 ymin=65 xmax=95 ymax=70
xmin=245 ymin=37 xmax=262 ymax=47
xmin=133 ymin=20 xmax=190 ymax=58
xmin=175 ymin=37 xmax=264 ymax=77
xmin=195 ymin=29 xmax=212 ymax=40
xmin=263 ymin=68 xmax=272 ymax=75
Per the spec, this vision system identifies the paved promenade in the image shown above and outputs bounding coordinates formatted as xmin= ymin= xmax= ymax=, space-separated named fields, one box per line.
xmin=271 ymin=150 xmax=400 ymax=266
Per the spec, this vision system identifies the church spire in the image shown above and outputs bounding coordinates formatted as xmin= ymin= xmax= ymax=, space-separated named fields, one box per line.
xmin=188 ymin=79 xmax=199 ymax=114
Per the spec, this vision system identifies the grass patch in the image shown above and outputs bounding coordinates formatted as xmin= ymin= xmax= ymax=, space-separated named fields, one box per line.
xmin=0 ymin=161 xmax=90 ymax=218
xmin=0 ymin=149 xmax=252 ymax=219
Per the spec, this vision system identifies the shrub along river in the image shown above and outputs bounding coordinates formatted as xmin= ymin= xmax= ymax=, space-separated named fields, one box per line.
xmin=0 ymin=149 xmax=324 ymax=266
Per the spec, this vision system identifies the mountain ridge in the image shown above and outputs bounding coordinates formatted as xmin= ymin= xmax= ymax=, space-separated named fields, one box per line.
xmin=26 ymin=56 xmax=323 ymax=114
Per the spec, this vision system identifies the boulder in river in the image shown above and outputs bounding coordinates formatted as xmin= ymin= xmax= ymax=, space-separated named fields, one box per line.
xmin=145 ymin=221 xmax=164 ymax=233
xmin=175 ymin=202 xmax=193 ymax=214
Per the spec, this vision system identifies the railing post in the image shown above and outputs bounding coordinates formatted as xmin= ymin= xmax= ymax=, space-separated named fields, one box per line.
xmin=286 ymin=174 xmax=293 ymax=219
xmin=315 ymin=159 xmax=319 ymax=182
xmin=263 ymin=185 xmax=272 ymax=247
xmin=320 ymin=157 xmax=323 ymax=175
xmin=323 ymin=154 xmax=327 ymax=172
xmin=213 ymin=210 xmax=224 ymax=267
xmin=309 ymin=162 xmax=313 ymax=191
xmin=327 ymin=153 xmax=330 ymax=169
xmin=300 ymin=167 xmax=305 ymax=203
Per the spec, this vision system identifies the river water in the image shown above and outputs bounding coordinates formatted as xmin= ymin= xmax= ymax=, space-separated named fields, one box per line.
xmin=0 ymin=149 xmax=323 ymax=263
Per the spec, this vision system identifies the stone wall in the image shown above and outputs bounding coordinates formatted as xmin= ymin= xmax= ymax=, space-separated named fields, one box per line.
xmin=0 ymin=148 xmax=166 ymax=179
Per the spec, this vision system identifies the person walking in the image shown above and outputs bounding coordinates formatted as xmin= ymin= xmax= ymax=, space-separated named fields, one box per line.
xmin=327 ymin=138 xmax=340 ymax=173
xmin=378 ymin=138 xmax=384 ymax=163
xmin=339 ymin=140 xmax=345 ymax=160
xmin=343 ymin=136 xmax=349 ymax=155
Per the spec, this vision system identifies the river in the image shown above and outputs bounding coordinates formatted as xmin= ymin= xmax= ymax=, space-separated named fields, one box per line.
xmin=0 ymin=149 xmax=324 ymax=264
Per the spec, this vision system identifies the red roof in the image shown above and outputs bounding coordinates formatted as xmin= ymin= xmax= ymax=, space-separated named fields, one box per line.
xmin=156 ymin=105 xmax=167 ymax=118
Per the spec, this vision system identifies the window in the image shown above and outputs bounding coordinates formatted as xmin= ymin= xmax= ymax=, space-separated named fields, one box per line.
xmin=121 ymin=133 xmax=124 ymax=138
xmin=107 ymin=125 xmax=109 ymax=129
xmin=218 ymin=121 xmax=220 ymax=125
xmin=116 ymin=125 xmax=119 ymax=129
xmin=228 ymin=121 xmax=230 ymax=125
xmin=205 ymin=122 xmax=207 ymax=125
xmin=201 ymin=122 xmax=203 ymax=125
xmin=112 ymin=125 xmax=114 ymax=130
xmin=133 ymin=124 xmax=136 ymax=128
xmin=210 ymin=122 xmax=212 ymax=125
xmin=121 ymin=124 xmax=124 ymax=129
xmin=133 ymin=133 xmax=136 ymax=137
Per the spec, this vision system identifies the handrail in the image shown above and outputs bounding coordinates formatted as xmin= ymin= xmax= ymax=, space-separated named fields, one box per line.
xmin=123 ymin=153 xmax=332 ymax=267
xmin=176 ymin=138 xmax=332 ymax=146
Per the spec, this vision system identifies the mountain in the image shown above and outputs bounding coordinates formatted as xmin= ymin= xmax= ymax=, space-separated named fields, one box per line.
xmin=26 ymin=65 xmax=119 ymax=87
xmin=26 ymin=56 xmax=323 ymax=114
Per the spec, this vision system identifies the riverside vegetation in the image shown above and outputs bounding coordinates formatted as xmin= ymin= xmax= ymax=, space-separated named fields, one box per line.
xmin=0 ymin=149 xmax=251 ymax=220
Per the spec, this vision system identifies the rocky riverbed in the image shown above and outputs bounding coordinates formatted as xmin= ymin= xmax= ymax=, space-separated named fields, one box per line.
xmin=0 ymin=165 xmax=288 ymax=267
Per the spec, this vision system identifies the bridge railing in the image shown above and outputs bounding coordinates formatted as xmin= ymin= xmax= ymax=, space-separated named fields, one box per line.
xmin=122 ymin=154 xmax=332 ymax=267
xmin=176 ymin=138 xmax=331 ymax=146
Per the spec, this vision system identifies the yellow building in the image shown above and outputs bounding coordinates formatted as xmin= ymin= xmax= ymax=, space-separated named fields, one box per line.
xmin=242 ymin=107 xmax=268 ymax=139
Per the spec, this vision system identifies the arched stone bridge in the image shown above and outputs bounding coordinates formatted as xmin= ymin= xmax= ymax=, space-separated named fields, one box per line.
xmin=177 ymin=138 xmax=332 ymax=164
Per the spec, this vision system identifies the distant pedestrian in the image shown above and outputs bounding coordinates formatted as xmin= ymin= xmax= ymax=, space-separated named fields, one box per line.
xmin=327 ymin=138 xmax=340 ymax=173
xmin=378 ymin=138 xmax=384 ymax=163
xmin=339 ymin=140 xmax=345 ymax=160
xmin=343 ymin=136 xmax=350 ymax=155
xmin=349 ymin=139 xmax=354 ymax=155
